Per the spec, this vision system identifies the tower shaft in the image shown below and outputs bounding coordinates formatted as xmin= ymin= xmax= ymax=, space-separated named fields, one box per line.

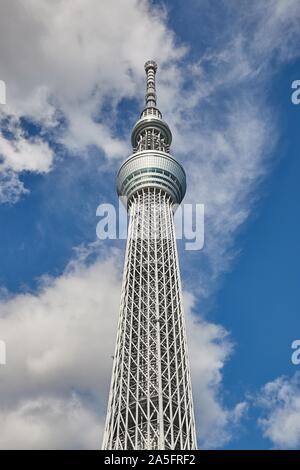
xmin=102 ymin=61 xmax=197 ymax=450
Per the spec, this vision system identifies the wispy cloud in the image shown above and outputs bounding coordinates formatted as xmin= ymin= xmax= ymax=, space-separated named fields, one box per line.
xmin=157 ymin=0 xmax=300 ymax=300
xmin=256 ymin=372 xmax=300 ymax=449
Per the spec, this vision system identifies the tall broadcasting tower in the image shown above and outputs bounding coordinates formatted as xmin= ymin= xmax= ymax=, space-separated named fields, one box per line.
xmin=102 ymin=61 xmax=197 ymax=450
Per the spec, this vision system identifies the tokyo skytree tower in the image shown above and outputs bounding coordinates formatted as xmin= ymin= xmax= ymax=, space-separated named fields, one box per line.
xmin=102 ymin=61 xmax=197 ymax=450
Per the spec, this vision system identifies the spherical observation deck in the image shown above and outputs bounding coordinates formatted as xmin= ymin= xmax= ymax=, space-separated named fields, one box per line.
xmin=116 ymin=150 xmax=186 ymax=206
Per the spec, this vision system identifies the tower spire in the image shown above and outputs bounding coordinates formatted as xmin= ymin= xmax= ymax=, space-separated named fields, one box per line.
xmin=131 ymin=60 xmax=171 ymax=153
xmin=144 ymin=60 xmax=158 ymax=108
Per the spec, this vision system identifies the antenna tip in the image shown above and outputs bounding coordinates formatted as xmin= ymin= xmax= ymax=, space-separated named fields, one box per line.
xmin=144 ymin=60 xmax=157 ymax=72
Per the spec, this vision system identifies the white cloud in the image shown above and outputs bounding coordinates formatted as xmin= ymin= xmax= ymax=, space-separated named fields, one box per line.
xmin=251 ymin=0 xmax=300 ymax=64
xmin=0 ymin=244 xmax=243 ymax=449
xmin=181 ymin=100 xmax=275 ymax=292
xmin=0 ymin=124 xmax=53 ymax=174
xmin=0 ymin=167 xmax=28 ymax=204
xmin=256 ymin=372 xmax=300 ymax=449
xmin=0 ymin=395 xmax=102 ymax=450
xmin=185 ymin=292 xmax=247 ymax=448
xmin=0 ymin=0 xmax=185 ymax=202
xmin=0 ymin=247 xmax=120 ymax=449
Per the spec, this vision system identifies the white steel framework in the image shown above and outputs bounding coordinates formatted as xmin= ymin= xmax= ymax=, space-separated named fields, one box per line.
xmin=102 ymin=61 xmax=197 ymax=450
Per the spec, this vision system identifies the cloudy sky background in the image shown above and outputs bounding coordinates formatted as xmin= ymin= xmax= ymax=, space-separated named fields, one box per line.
xmin=0 ymin=0 xmax=300 ymax=449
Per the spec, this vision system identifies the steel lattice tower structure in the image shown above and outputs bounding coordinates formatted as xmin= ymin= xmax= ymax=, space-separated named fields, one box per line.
xmin=102 ymin=61 xmax=197 ymax=450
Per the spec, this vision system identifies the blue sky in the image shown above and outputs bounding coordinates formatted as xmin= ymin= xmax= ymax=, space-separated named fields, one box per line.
xmin=0 ymin=0 xmax=300 ymax=449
